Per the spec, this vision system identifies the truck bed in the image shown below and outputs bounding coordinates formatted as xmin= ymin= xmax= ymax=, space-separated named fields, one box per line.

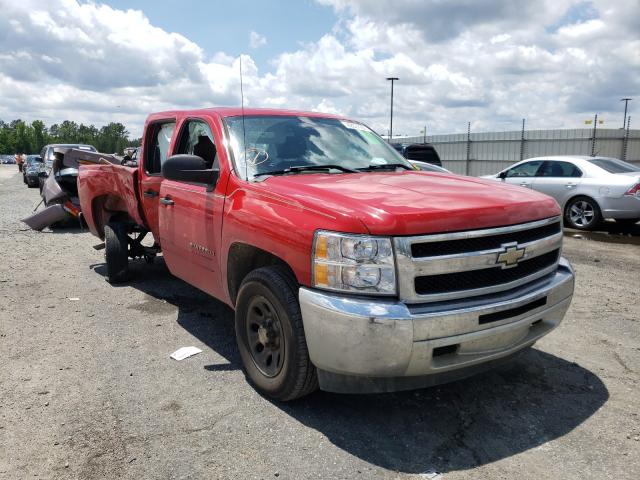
xmin=78 ymin=164 xmax=146 ymax=238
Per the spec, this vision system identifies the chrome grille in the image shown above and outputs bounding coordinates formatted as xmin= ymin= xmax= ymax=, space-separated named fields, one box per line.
xmin=394 ymin=217 xmax=563 ymax=303
xmin=411 ymin=221 xmax=561 ymax=257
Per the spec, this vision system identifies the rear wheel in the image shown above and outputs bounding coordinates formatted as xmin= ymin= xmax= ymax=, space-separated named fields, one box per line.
xmin=564 ymin=196 xmax=602 ymax=230
xmin=104 ymin=222 xmax=129 ymax=283
xmin=235 ymin=266 xmax=317 ymax=401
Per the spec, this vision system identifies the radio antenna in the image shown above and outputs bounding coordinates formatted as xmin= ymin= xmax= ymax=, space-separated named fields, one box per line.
xmin=240 ymin=54 xmax=248 ymax=181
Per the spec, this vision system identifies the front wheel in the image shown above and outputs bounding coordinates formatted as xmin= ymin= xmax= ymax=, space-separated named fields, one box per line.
xmin=104 ymin=222 xmax=130 ymax=283
xmin=564 ymin=196 xmax=602 ymax=230
xmin=235 ymin=266 xmax=317 ymax=401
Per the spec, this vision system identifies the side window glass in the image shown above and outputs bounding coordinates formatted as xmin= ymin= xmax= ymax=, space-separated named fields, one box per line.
xmin=506 ymin=161 xmax=542 ymax=178
xmin=539 ymin=161 xmax=583 ymax=178
xmin=568 ymin=164 xmax=583 ymax=178
xmin=145 ymin=122 xmax=176 ymax=174
xmin=176 ymin=120 xmax=217 ymax=169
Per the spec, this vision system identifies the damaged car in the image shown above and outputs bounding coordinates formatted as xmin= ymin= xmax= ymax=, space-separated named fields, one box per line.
xmin=23 ymin=147 xmax=120 ymax=230
xmin=38 ymin=144 xmax=97 ymax=191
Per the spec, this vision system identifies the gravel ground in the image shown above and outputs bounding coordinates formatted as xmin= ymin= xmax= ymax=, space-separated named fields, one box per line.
xmin=0 ymin=163 xmax=638 ymax=479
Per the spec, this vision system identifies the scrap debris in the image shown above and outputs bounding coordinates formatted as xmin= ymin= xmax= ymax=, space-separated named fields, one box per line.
xmin=170 ymin=347 xmax=203 ymax=361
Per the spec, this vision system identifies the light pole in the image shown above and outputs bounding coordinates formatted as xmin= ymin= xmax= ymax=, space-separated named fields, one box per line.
xmin=386 ymin=77 xmax=399 ymax=142
xmin=621 ymin=98 xmax=632 ymax=129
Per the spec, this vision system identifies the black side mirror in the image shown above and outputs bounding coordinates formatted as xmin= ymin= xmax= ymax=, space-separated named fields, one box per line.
xmin=498 ymin=171 xmax=507 ymax=180
xmin=162 ymin=154 xmax=219 ymax=189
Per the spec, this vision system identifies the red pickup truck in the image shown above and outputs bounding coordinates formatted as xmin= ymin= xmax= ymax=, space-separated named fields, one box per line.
xmin=78 ymin=107 xmax=575 ymax=400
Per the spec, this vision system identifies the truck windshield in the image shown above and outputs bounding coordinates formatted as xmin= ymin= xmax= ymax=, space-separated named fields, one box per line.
xmin=224 ymin=115 xmax=410 ymax=179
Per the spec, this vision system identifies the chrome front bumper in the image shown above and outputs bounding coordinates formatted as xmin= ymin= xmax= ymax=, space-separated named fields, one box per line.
xmin=299 ymin=258 xmax=574 ymax=393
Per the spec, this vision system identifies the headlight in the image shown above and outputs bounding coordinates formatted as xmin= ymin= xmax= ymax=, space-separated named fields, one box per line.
xmin=312 ymin=231 xmax=396 ymax=295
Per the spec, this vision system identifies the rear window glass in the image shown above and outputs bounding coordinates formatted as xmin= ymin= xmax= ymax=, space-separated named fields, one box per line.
xmin=588 ymin=158 xmax=640 ymax=174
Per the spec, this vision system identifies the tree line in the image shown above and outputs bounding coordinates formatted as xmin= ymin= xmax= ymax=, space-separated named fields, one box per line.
xmin=0 ymin=119 xmax=141 ymax=155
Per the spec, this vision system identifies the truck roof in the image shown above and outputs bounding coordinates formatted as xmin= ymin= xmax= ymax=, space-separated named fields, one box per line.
xmin=146 ymin=107 xmax=348 ymax=123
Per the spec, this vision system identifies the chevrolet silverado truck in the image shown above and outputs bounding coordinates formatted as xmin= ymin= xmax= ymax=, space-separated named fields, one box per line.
xmin=78 ymin=108 xmax=575 ymax=401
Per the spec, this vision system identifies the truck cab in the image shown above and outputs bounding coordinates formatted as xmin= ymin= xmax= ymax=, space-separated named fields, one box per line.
xmin=78 ymin=108 xmax=574 ymax=401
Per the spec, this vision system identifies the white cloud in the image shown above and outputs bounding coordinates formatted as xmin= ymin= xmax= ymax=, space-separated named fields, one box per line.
xmin=490 ymin=33 xmax=511 ymax=44
xmin=312 ymin=99 xmax=343 ymax=115
xmin=0 ymin=0 xmax=637 ymax=140
xmin=249 ymin=31 xmax=267 ymax=49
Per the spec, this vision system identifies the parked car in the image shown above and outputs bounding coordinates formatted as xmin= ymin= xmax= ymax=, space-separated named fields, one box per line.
xmin=391 ymin=143 xmax=442 ymax=167
xmin=410 ymin=160 xmax=451 ymax=173
xmin=22 ymin=155 xmax=45 ymax=187
xmin=482 ymin=156 xmax=640 ymax=230
xmin=78 ymin=107 xmax=574 ymax=401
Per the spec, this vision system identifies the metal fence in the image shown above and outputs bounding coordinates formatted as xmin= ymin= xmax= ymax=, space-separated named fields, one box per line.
xmin=399 ymin=127 xmax=640 ymax=176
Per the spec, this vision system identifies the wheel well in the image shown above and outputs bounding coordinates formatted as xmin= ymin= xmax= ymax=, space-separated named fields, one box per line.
xmin=227 ymin=243 xmax=297 ymax=306
xmin=563 ymin=194 xmax=601 ymax=214
xmin=92 ymin=195 xmax=136 ymax=237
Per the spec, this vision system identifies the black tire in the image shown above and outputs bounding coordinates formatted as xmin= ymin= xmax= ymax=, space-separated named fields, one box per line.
xmin=235 ymin=266 xmax=318 ymax=401
xmin=614 ymin=218 xmax=640 ymax=226
xmin=564 ymin=196 xmax=602 ymax=230
xmin=104 ymin=222 xmax=130 ymax=283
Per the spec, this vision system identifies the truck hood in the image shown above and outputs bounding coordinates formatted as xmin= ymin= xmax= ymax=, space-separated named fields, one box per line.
xmin=258 ymin=171 xmax=561 ymax=235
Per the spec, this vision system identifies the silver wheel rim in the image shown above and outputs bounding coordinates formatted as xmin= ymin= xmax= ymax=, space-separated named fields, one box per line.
xmin=569 ymin=200 xmax=595 ymax=227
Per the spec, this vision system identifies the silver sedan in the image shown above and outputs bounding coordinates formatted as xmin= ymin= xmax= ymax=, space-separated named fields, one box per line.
xmin=482 ymin=156 xmax=640 ymax=230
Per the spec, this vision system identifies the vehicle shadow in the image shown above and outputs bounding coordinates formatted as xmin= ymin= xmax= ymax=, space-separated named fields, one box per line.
xmin=282 ymin=350 xmax=608 ymax=474
xmin=93 ymin=258 xmax=608 ymax=475
xmin=565 ymin=220 xmax=640 ymax=245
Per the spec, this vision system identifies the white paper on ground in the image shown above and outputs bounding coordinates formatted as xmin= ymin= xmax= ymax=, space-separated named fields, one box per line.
xmin=420 ymin=473 xmax=442 ymax=480
xmin=170 ymin=346 xmax=203 ymax=361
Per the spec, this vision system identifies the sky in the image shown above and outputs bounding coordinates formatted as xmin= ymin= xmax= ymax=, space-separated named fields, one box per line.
xmin=0 ymin=0 xmax=638 ymax=138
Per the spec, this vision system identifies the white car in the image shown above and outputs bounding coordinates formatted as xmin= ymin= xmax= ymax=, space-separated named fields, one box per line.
xmin=482 ymin=156 xmax=640 ymax=230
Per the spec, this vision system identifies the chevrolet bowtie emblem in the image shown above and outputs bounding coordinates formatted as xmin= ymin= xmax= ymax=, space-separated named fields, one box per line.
xmin=496 ymin=244 xmax=525 ymax=268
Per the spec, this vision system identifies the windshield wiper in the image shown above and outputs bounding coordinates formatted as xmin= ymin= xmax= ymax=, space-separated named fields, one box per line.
xmin=357 ymin=163 xmax=413 ymax=172
xmin=254 ymin=164 xmax=359 ymax=178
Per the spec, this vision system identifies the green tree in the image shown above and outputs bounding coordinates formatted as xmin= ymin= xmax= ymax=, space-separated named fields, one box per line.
xmin=31 ymin=120 xmax=48 ymax=152
xmin=13 ymin=120 xmax=32 ymax=154
xmin=0 ymin=118 xmax=139 ymax=155
xmin=57 ymin=120 xmax=80 ymax=143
